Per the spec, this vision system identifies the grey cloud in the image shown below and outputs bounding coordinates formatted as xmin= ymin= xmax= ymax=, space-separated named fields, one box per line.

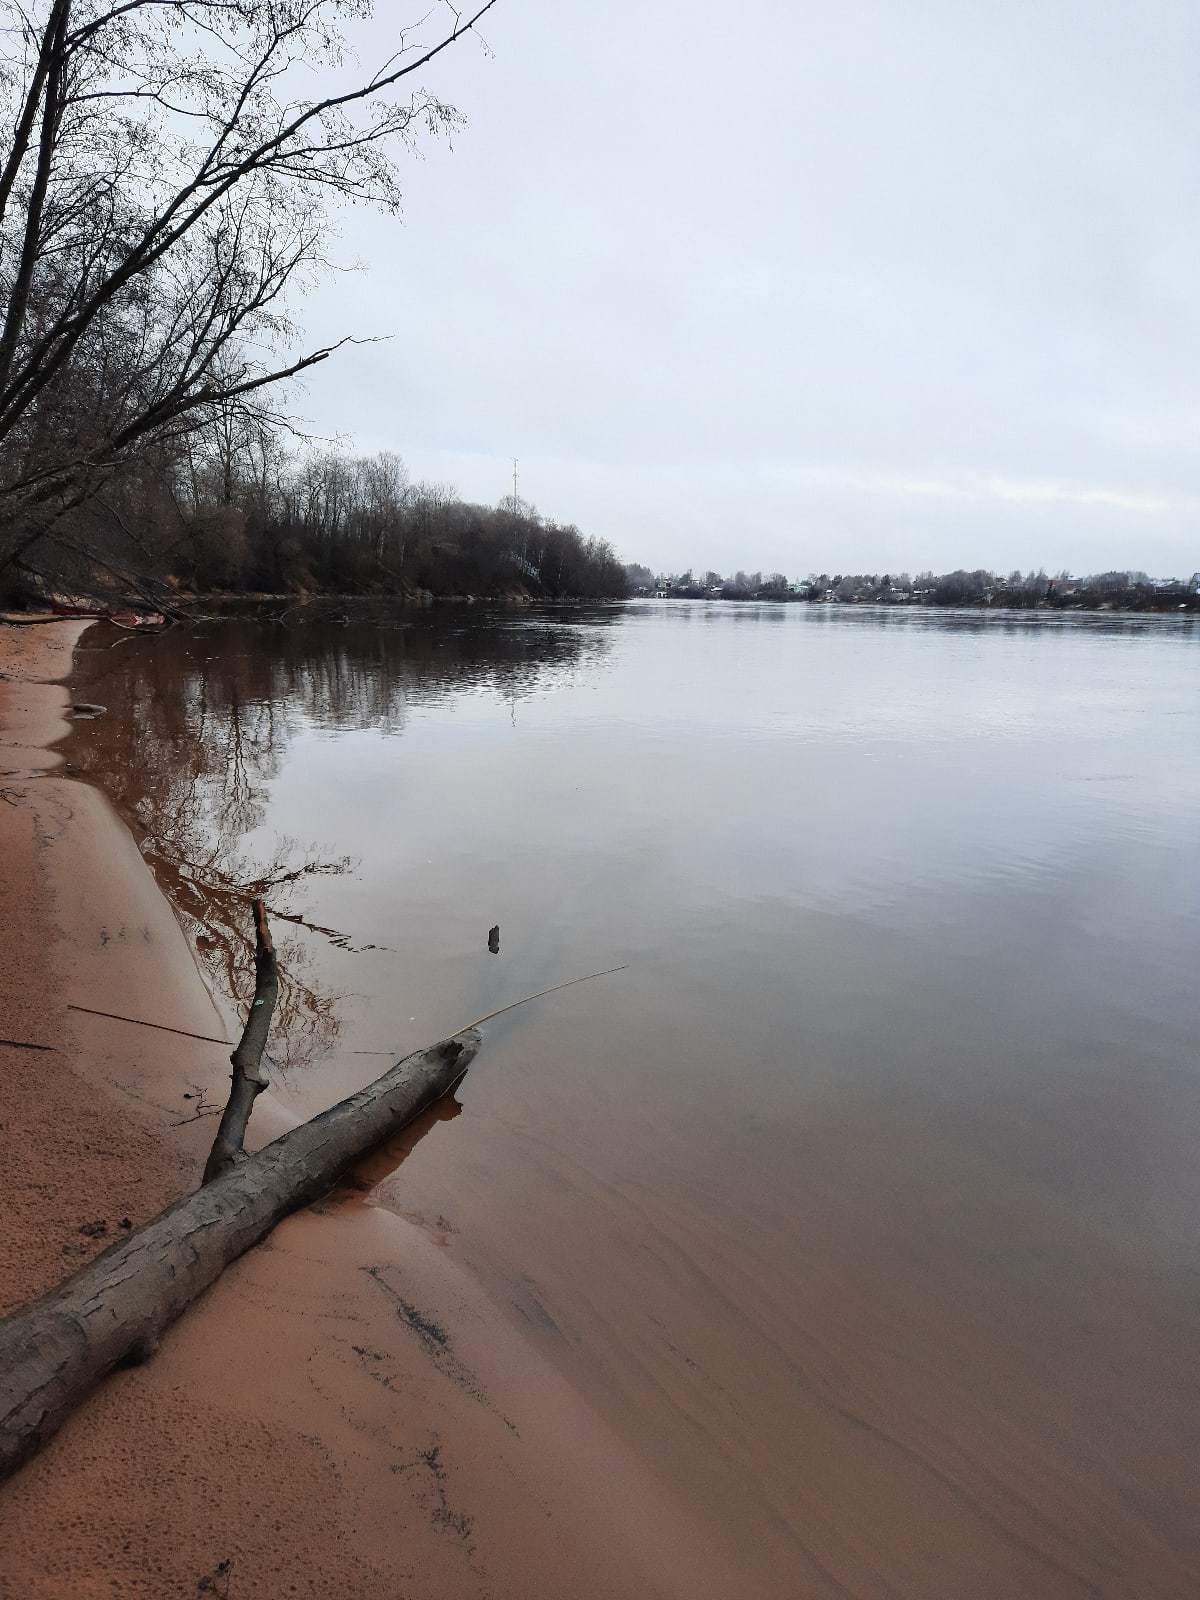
xmin=296 ymin=0 xmax=1200 ymax=575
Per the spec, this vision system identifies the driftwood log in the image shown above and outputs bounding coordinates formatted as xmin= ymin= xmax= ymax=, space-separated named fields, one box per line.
xmin=0 ymin=1002 xmax=480 ymax=1478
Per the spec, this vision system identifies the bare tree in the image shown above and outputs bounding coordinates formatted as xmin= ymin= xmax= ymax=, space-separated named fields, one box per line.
xmin=0 ymin=0 xmax=496 ymax=590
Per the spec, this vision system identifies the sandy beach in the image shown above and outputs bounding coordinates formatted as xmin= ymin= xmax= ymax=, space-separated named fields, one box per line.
xmin=0 ymin=620 xmax=737 ymax=1599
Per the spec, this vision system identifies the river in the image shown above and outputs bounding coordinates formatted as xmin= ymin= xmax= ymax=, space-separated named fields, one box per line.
xmin=68 ymin=599 xmax=1200 ymax=1597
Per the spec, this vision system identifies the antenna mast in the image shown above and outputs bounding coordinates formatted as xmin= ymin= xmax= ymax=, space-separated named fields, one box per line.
xmin=513 ymin=457 xmax=529 ymax=563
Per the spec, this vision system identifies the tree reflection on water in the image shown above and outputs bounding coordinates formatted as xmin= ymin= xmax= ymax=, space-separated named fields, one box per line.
xmin=68 ymin=607 xmax=615 ymax=1072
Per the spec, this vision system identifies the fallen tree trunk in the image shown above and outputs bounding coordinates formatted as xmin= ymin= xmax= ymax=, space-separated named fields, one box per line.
xmin=0 ymin=1027 xmax=480 ymax=1482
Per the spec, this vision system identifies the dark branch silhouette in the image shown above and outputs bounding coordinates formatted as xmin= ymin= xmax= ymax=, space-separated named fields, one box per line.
xmin=0 ymin=0 xmax=496 ymax=594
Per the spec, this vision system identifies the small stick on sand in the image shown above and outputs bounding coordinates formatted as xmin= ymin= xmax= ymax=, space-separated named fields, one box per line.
xmin=66 ymin=1003 xmax=231 ymax=1048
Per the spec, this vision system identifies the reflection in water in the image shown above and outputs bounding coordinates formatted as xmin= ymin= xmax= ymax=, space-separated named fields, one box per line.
xmin=68 ymin=601 xmax=1200 ymax=1597
xmin=69 ymin=609 xmax=615 ymax=1069
xmin=339 ymin=1093 xmax=465 ymax=1201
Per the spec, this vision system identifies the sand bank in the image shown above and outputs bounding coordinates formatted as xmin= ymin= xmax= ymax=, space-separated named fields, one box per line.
xmin=0 ymin=622 xmax=737 ymax=1599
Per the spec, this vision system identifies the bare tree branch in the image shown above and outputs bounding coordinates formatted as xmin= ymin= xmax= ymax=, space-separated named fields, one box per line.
xmin=0 ymin=0 xmax=497 ymax=584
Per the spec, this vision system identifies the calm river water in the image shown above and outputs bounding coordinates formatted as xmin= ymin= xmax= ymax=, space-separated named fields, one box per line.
xmin=70 ymin=601 xmax=1200 ymax=1597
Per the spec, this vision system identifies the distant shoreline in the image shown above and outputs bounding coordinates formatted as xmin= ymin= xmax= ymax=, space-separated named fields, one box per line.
xmin=634 ymin=593 xmax=1200 ymax=617
xmin=630 ymin=565 xmax=1200 ymax=613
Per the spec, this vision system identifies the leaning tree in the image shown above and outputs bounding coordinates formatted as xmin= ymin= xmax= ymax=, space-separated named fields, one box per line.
xmin=0 ymin=0 xmax=495 ymax=597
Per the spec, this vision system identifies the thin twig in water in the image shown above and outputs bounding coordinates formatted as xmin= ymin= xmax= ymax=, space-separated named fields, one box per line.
xmin=351 ymin=964 xmax=630 ymax=1054
xmin=0 ymin=1036 xmax=57 ymax=1052
xmin=462 ymin=965 xmax=630 ymax=1029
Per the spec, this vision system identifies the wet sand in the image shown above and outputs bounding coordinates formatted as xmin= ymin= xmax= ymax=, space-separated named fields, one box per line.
xmin=0 ymin=623 xmax=736 ymax=1598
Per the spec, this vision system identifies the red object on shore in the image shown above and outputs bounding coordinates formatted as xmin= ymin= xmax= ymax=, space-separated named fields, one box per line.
xmin=47 ymin=603 xmax=166 ymax=629
xmin=108 ymin=611 xmax=166 ymax=629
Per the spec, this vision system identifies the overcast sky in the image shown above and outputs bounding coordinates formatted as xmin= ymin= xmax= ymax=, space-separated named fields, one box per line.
xmin=299 ymin=1 xmax=1200 ymax=577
